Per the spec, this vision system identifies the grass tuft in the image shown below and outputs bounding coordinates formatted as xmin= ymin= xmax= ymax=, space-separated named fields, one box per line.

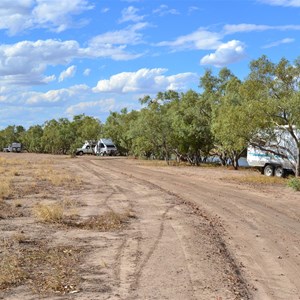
xmin=64 ymin=211 xmax=130 ymax=231
xmin=287 ymin=177 xmax=300 ymax=191
xmin=33 ymin=203 xmax=64 ymax=223
xmin=0 ymin=180 xmax=11 ymax=200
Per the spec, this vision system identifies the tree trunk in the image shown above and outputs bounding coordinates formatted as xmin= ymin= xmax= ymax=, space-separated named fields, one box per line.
xmin=231 ymin=151 xmax=239 ymax=170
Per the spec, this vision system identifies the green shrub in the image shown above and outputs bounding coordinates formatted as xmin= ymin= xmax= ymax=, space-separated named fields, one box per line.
xmin=287 ymin=177 xmax=300 ymax=191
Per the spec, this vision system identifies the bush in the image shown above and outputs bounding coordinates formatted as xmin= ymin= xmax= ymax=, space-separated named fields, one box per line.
xmin=33 ymin=203 xmax=64 ymax=223
xmin=287 ymin=177 xmax=300 ymax=191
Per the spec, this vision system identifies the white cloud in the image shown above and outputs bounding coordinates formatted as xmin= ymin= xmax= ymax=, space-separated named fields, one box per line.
xmin=156 ymin=28 xmax=222 ymax=50
xmin=66 ymin=98 xmax=116 ymax=115
xmin=25 ymin=84 xmax=90 ymax=105
xmin=58 ymin=65 xmax=77 ymax=82
xmin=83 ymin=68 xmax=91 ymax=76
xmin=85 ymin=23 xmax=148 ymax=60
xmin=93 ymin=68 xmax=198 ymax=93
xmin=0 ymin=0 xmax=34 ymax=35
xmin=0 ymin=0 xmax=93 ymax=35
xmin=200 ymin=40 xmax=246 ymax=67
xmin=0 ymin=39 xmax=80 ymax=84
xmin=258 ymin=0 xmax=300 ymax=7
xmin=223 ymin=23 xmax=300 ymax=35
xmin=0 ymin=34 xmax=146 ymax=85
xmin=101 ymin=7 xmax=110 ymax=13
xmin=42 ymin=75 xmax=56 ymax=83
xmin=262 ymin=37 xmax=295 ymax=48
xmin=89 ymin=22 xmax=148 ymax=45
xmin=188 ymin=6 xmax=200 ymax=14
xmin=119 ymin=6 xmax=144 ymax=23
xmin=152 ymin=5 xmax=180 ymax=16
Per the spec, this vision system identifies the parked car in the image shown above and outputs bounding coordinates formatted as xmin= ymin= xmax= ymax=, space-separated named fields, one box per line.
xmin=76 ymin=141 xmax=97 ymax=156
xmin=3 ymin=142 xmax=22 ymax=153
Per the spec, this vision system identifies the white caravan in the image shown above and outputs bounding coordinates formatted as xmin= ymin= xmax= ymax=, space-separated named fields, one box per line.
xmin=247 ymin=127 xmax=297 ymax=177
xmin=94 ymin=139 xmax=117 ymax=156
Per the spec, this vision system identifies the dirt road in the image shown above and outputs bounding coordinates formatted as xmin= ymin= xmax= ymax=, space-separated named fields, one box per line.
xmin=1 ymin=154 xmax=300 ymax=300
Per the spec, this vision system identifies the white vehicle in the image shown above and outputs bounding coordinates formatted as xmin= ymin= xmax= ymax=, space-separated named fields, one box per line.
xmin=3 ymin=142 xmax=22 ymax=153
xmin=247 ymin=127 xmax=297 ymax=177
xmin=94 ymin=138 xmax=117 ymax=156
xmin=76 ymin=140 xmax=97 ymax=156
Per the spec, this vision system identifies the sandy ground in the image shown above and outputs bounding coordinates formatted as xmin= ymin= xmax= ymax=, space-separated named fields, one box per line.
xmin=0 ymin=153 xmax=300 ymax=300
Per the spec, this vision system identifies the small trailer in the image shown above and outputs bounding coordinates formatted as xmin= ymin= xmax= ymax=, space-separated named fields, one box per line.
xmin=94 ymin=139 xmax=118 ymax=156
xmin=247 ymin=127 xmax=297 ymax=177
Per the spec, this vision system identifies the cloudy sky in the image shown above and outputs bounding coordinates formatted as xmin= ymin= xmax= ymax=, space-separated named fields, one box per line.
xmin=1 ymin=0 xmax=300 ymax=128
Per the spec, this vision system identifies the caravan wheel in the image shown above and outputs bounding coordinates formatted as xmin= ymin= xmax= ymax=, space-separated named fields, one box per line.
xmin=274 ymin=166 xmax=285 ymax=178
xmin=264 ymin=165 xmax=274 ymax=177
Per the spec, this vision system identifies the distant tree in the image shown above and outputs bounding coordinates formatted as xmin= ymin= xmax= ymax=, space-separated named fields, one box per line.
xmin=128 ymin=93 xmax=175 ymax=162
xmin=0 ymin=125 xmax=25 ymax=150
xmin=41 ymin=119 xmax=73 ymax=154
xmin=21 ymin=125 xmax=44 ymax=152
xmin=103 ymin=109 xmax=138 ymax=155
xmin=170 ymin=90 xmax=213 ymax=165
xmin=199 ymin=68 xmax=240 ymax=166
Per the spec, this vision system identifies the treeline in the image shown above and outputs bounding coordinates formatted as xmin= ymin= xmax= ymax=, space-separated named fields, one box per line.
xmin=1 ymin=55 xmax=300 ymax=173
xmin=0 ymin=115 xmax=102 ymax=155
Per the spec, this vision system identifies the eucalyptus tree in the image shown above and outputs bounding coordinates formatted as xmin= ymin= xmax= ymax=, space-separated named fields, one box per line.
xmin=41 ymin=118 xmax=74 ymax=154
xmin=199 ymin=68 xmax=241 ymax=166
xmin=169 ymin=90 xmax=213 ymax=165
xmin=128 ymin=92 xmax=177 ymax=162
xmin=103 ymin=108 xmax=138 ymax=155
xmin=70 ymin=114 xmax=102 ymax=154
xmin=21 ymin=125 xmax=44 ymax=153
xmin=211 ymin=77 xmax=259 ymax=169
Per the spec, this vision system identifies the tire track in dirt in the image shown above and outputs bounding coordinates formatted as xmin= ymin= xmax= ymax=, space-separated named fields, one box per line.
xmin=81 ymin=159 xmax=194 ymax=299
xmin=76 ymin=160 xmax=138 ymax=298
xmin=100 ymin=157 xmax=300 ymax=300
xmin=81 ymin=157 xmax=251 ymax=300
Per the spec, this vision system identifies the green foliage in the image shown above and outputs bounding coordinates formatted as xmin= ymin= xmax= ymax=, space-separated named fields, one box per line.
xmin=287 ymin=177 xmax=300 ymax=191
xmin=21 ymin=125 xmax=44 ymax=152
xmin=0 ymin=125 xmax=25 ymax=150
xmin=103 ymin=109 xmax=138 ymax=155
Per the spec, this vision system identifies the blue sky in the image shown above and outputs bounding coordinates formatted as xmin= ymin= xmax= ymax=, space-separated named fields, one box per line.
xmin=1 ymin=0 xmax=300 ymax=128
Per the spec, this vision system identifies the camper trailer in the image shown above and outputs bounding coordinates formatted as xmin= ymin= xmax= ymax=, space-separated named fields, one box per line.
xmin=247 ymin=127 xmax=297 ymax=177
xmin=94 ymin=139 xmax=117 ymax=156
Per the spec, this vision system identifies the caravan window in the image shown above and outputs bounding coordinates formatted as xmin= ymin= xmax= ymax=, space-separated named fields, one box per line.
xmin=100 ymin=143 xmax=104 ymax=148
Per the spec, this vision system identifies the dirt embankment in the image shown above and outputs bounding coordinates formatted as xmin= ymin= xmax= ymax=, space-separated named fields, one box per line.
xmin=0 ymin=154 xmax=299 ymax=300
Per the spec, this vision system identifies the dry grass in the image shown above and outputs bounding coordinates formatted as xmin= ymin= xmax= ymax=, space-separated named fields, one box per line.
xmin=33 ymin=203 xmax=64 ymax=223
xmin=0 ymin=237 xmax=82 ymax=294
xmin=63 ymin=211 xmax=131 ymax=231
xmin=35 ymin=167 xmax=82 ymax=187
xmin=227 ymin=174 xmax=286 ymax=185
xmin=0 ymin=180 xmax=11 ymax=200
xmin=0 ymin=253 xmax=25 ymax=290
